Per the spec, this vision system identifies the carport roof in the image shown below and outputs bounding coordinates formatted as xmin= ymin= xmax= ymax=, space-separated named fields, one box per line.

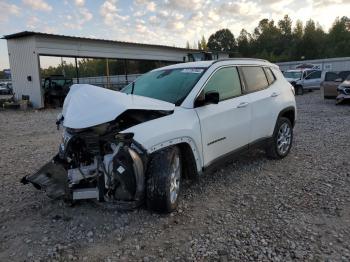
xmin=2 ymin=31 xmax=199 ymax=52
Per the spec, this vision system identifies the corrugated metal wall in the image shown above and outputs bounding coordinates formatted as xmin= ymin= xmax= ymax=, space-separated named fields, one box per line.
xmin=277 ymin=57 xmax=350 ymax=71
xmin=35 ymin=36 xmax=189 ymax=61
xmin=7 ymin=37 xmax=42 ymax=107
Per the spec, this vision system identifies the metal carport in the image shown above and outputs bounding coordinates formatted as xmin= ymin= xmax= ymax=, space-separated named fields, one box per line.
xmin=3 ymin=31 xmax=229 ymax=108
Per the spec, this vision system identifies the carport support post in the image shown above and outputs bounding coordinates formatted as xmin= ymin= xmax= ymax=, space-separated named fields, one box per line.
xmin=124 ymin=59 xmax=128 ymax=84
xmin=75 ymin=57 xmax=79 ymax=84
xmin=106 ymin=58 xmax=110 ymax=89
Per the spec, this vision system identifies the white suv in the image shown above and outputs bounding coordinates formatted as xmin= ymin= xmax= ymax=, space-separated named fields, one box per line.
xmin=22 ymin=59 xmax=296 ymax=213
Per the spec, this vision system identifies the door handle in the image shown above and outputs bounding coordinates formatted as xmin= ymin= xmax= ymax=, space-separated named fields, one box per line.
xmin=270 ymin=92 xmax=279 ymax=97
xmin=237 ymin=102 xmax=249 ymax=108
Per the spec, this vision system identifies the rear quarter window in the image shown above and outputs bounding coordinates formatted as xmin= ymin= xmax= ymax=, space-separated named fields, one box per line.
xmin=264 ymin=67 xmax=276 ymax=85
xmin=240 ymin=66 xmax=269 ymax=93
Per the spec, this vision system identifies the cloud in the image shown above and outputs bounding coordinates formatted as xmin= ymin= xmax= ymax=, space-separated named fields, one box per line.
xmin=22 ymin=0 xmax=52 ymax=12
xmin=63 ymin=7 xmax=93 ymax=30
xmin=100 ymin=0 xmax=129 ymax=26
xmin=0 ymin=1 xmax=20 ymax=22
xmin=0 ymin=1 xmax=21 ymax=23
xmin=165 ymin=0 xmax=205 ymax=11
xmin=27 ymin=16 xmax=40 ymax=29
xmin=74 ymin=0 xmax=85 ymax=7
xmin=146 ymin=2 xmax=156 ymax=12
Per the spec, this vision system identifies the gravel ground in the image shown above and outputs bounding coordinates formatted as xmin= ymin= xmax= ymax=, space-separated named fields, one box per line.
xmin=0 ymin=91 xmax=349 ymax=262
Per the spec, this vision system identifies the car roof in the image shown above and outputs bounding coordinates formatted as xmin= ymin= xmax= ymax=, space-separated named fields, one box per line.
xmin=286 ymin=69 xmax=321 ymax=72
xmin=153 ymin=61 xmax=214 ymax=71
xmin=154 ymin=58 xmax=277 ymax=71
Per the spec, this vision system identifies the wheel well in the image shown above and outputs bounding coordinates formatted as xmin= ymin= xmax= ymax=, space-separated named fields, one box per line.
xmin=177 ymin=143 xmax=198 ymax=180
xmin=279 ymin=108 xmax=295 ymax=127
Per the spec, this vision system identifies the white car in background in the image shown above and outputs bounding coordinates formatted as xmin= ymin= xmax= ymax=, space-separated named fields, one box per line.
xmin=22 ymin=59 xmax=296 ymax=213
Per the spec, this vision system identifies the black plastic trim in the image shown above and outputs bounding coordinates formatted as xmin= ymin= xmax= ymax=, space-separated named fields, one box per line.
xmin=202 ymin=137 xmax=271 ymax=173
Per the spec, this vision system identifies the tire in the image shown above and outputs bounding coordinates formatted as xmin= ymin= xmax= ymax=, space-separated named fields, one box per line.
xmin=146 ymin=146 xmax=182 ymax=213
xmin=266 ymin=117 xmax=293 ymax=159
xmin=295 ymin=85 xmax=303 ymax=95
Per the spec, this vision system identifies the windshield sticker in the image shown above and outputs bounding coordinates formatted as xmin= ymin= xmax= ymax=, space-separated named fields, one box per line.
xmin=181 ymin=68 xmax=204 ymax=74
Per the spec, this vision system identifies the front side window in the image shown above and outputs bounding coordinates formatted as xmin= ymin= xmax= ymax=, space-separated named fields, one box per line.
xmin=203 ymin=67 xmax=242 ymax=101
xmin=241 ymin=66 xmax=269 ymax=92
xmin=306 ymin=71 xmax=321 ymax=79
xmin=122 ymin=68 xmax=205 ymax=105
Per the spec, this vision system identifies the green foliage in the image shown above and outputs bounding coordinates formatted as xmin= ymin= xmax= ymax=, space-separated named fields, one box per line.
xmin=207 ymin=29 xmax=236 ymax=52
xmin=200 ymin=35 xmax=207 ymax=51
xmin=204 ymin=15 xmax=350 ymax=62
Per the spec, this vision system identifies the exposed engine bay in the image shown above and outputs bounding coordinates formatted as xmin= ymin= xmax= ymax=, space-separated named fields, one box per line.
xmin=21 ymin=84 xmax=174 ymax=209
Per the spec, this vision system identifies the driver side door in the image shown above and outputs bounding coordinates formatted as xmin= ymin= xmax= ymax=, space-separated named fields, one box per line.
xmin=195 ymin=66 xmax=252 ymax=167
xmin=303 ymin=71 xmax=322 ymax=89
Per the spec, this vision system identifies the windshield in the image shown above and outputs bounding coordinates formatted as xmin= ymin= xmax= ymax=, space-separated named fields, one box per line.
xmin=283 ymin=71 xmax=302 ymax=79
xmin=121 ymin=68 xmax=205 ymax=105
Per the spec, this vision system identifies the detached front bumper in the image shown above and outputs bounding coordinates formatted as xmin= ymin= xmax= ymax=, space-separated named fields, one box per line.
xmin=21 ymin=155 xmax=68 ymax=199
xmin=21 ymin=138 xmax=148 ymax=209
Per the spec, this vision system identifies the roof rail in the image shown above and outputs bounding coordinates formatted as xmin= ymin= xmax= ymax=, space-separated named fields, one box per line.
xmin=212 ymin=58 xmax=270 ymax=64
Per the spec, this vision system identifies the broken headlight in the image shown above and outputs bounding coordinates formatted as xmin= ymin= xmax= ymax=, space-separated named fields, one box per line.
xmin=59 ymin=128 xmax=73 ymax=157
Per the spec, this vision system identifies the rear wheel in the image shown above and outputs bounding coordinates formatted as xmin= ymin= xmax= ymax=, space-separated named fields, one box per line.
xmin=266 ymin=117 xmax=293 ymax=159
xmin=146 ymin=146 xmax=181 ymax=213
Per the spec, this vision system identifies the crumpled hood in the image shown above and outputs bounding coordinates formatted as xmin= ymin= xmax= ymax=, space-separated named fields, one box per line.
xmin=62 ymin=84 xmax=175 ymax=129
xmin=340 ymin=80 xmax=350 ymax=87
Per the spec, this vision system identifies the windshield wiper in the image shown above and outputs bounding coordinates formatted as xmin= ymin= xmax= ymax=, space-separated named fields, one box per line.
xmin=131 ymin=81 xmax=135 ymax=94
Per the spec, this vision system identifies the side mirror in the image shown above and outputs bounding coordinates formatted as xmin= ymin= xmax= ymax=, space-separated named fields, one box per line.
xmin=194 ymin=91 xmax=220 ymax=107
xmin=335 ymin=78 xmax=343 ymax=82
xmin=205 ymin=91 xmax=219 ymax=104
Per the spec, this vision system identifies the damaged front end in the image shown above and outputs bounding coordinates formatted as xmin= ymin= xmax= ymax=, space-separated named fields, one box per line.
xmin=22 ymin=125 xmax=148 ymax=208
xmin=21 ymin=84 xmax=175 ymax=209
xmin=336 ymin=84 xmax=350 ymax=104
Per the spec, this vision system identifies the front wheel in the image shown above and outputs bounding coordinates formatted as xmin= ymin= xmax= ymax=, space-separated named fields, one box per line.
xmin=295 ymin=85 xmax=303 ymax=95
xmin=146 ymin=146 xmax=182 ymax=213
xmin=266 ymin=117 xmax=293 ymax=159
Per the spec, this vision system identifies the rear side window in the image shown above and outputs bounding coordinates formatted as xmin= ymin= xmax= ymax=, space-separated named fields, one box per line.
xmin=240 ymin=66 xmax=269 ymax=92
xmin=264 ymin=67 xmax=276 ymax=85
xmin=325 ymin=72 xmax=338 ymax=81
xmin=204 ymin=67 xmax=242 ymax=101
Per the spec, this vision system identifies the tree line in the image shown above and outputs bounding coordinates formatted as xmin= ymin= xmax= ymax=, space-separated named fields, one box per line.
xmin=190 ymin=15 xmax=350 ymax=62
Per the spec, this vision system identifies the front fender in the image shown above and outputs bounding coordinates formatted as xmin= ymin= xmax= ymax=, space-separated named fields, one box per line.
xmin=122 ymin=107 xmax=203 ymax=172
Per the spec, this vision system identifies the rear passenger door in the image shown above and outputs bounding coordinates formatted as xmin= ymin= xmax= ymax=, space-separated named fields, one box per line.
xmin=195 ymin=66 xmax=252 ymax=166
xmin=240 ymin=66 xmax=279 ymax=142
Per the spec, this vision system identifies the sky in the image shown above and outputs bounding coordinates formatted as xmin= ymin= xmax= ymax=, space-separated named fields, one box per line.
xmin=0 ymin=0 xmax=350 ymax=70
